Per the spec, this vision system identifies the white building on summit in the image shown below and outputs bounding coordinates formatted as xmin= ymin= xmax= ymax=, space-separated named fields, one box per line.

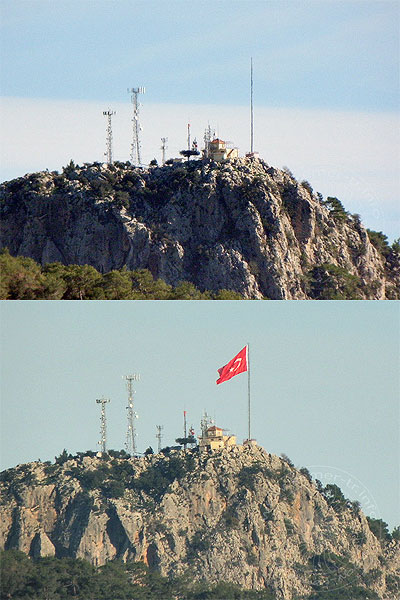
xmin=199 ymin=425 xmax=237 ymax=451
xmin=206 ymin=138 xmax=239 ymax=162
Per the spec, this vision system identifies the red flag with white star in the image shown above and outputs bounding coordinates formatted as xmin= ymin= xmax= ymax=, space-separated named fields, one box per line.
xmin=216 ymin=346 xmax=248 ymax=384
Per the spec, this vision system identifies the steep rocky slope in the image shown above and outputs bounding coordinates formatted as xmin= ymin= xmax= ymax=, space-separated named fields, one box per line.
xmin=0 ymin=159 xmax=398 ymax=299
xmin=1 ymin=446 xmax=399 ymax=599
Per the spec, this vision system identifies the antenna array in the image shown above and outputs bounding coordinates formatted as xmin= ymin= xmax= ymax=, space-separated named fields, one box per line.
xmin=156 ymin=425 xmax=163 ymax=452
xmin=124 ymin=374 xmax=140 ymax=455
xmin=103 ymin=110 xmax=116 ymax=165
xmin=128 ymin=87 xmax=145 ymax=166
xmin=160 ymin=137 xmax=168 ymax=165
xmin=96 ymin=397 xmax=110 ymax=454
xmin=203 ymin=124 xmax=215 ymax=159
xmin=200 ymin=411 xmax=214 ymax=439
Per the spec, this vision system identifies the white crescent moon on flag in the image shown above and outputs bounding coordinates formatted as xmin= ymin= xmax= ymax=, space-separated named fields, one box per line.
xmin=229 ymin=358 xmax=242 ymax=373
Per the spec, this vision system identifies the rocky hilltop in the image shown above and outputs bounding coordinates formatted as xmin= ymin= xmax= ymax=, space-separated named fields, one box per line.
xmin=0 ymin=159 xmax=398 ymax=299
xmin=1 ymin=445 xmax=399 ymax=599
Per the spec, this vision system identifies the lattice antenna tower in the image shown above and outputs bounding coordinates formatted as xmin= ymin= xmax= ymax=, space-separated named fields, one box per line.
xmin=96 ymin=397 xmax=110 ymax=454
xmin=128 ymin=87 xmax=145 ymax=166
xmin=124 ymin=374 xmax=140 ymax=455
xmin=103 ymin=109 xmax=116 ymax=165
xmin=156 ymin=425 xmax=164 ymax=452
xmin=203 ymin=123 xmax=215 ymax=158
xmin=200 ymin=411 xmax=214 ymax=439
xmin=160 ymin=137 xmax=168 ymax=165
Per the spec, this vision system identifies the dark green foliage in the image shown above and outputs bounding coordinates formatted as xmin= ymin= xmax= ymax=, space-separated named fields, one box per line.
xmin=186 ymin=531 xmax=211 ymax=561
xmin=106 ymin=449 xmax=129 ymax=459
xmin=386 ymin=572 xmax=400 ymax=594
xmin=185 ymin=581 xmax=276 ymax=599
xmin=300 ymin=180 xmax=313 ymax=195
xmin=321 ymin=483 xmax=350 ymax=513
xmin=133 ymin=453 xmax=195 ymax=499
xmin=299 ymin=467 xmax=313 ymax=483
xmin=392 ymin=238 xmax=400 ymax=253
xmin=237 ymin=463 xmax=268 ymax=492
xmin=306 ymin=263 xmax=362 ymax=299
xmin=0 ymin=551 xmax=180 ymax=599
xmin=66 ymin=460 xmax=135 ymax=499
xmin=324 ymin=196 xmax=348 ymax=221
xmin=367 ymin=229 xmax=391 ymax=258
xmin=280 ymin=453 xmax=294 ymax=467
xmin=354 ymin=531 xmax=367 ymax=546
xmin=175 ymin=436 xmax=197 ymax=447
xmin=284 ymin=518 xmax=295 ymax=536
xmin=307 ymin=552 xmax=380 ymax=599
xmin=0 ymin=250 xmax=244 ymax=300
xmin=55 ymin=449 xmax=72 ymax=465
xmin=222 ymin=505 xmax=239 ymax=529
xmin=392 ymin=525 xmax=400 ymax=541
xmin=366 ymin=517 xmax=391 ymax=543
xmin=279 ymin=486 xmax=295 ymax=504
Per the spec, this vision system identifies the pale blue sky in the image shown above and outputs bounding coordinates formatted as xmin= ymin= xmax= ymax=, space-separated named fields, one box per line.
xmin=1 ymin=0 xmax=398 ymax=110
xmin=0 ymin=0 xmax=399 ymax=240
xmin=1 ymin=301 xmax=399 ymax=529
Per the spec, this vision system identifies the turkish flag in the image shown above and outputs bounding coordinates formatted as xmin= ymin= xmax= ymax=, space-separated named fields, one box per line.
xmin=216 ymin=346 xmax=248 ymax=384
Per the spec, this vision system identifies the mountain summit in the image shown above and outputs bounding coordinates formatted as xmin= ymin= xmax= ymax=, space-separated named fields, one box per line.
xmin=1 ymin=158 xmax=398 ymax=299
xmin=1 ymin=445 xmax=399 ymax=599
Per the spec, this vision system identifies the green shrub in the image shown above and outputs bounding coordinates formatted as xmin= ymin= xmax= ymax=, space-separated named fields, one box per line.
xmin=306 ymin=263 xmax=362 ymax=299
xmin=366 ymin=517 xmax=391 ymax=543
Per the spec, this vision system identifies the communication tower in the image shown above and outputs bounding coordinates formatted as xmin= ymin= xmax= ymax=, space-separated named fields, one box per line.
xmin=203 ymin=124 xmax=215 ymax=158
xmin=124 ymin=374 xmax=140 ymax=455
xmin=156 ymin=425 xmax=163 ymax=452
xmin=103 ymin=110 xmax=116 ymax=165
xmin=160 ymin=137 xmax=168 ymax=165
xmin=200 ymin=411 xmax=214 ymax=439
xmin=128 ymin=87 xmax=145 ymax=166
xmin=96 ymin=397 xmax=110 ymax=454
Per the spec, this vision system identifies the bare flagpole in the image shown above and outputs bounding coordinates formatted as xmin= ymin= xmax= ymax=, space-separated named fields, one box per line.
xmin=247 ymin=343 xmax=251 ymax=440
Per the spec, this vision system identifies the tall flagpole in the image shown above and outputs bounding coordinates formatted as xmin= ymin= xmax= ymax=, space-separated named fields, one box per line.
xmin=247 ymin=343 xmax=251 ymax=440
xmin=250 ymin=58 xmax=254 ymax=154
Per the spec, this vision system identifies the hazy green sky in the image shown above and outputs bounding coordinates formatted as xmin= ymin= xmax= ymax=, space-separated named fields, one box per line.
xmin=1 ymin=300 xmax=399 ymax=529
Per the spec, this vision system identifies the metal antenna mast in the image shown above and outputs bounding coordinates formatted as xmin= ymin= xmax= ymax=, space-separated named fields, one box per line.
xmin=250 ymin=57 xmax=254 ymax=154
xmin=128 ymin=87 xmax=145 ymax=166
xmin=160 ymin=137 xmax=168 ymax=165
xmin=103 ymin=109 xmax=116 ymax=165
xmin=200 ymin=411 xmax=214 ymax=439
xmin=203 ymin=123 xmax=215 ymax=159
xmin=96 ymin=397 xmax=110 ymax=454
xmin=124 ymin=374 xmax=140 ymax=455
xmin=156 ymin=425 xmax=163 ymax=452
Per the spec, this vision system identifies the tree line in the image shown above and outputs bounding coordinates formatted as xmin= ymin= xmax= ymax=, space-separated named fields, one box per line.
xmin=0 ymin=249 xmax=242 ymax=300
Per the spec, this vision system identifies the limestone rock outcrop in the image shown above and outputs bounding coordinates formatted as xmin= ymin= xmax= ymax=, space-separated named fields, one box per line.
xmin=1 ymin=446 xmax=399 ymax=599
xmin=1 ymin=159 xmax=398 ymax=299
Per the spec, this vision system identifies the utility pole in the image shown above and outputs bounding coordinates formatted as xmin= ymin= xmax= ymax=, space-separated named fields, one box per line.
xmin=160 ymin=137 xmax=168 ymax=165
xmin=124 ymin=374 xmax=140 ymax=455
xmin=183 ymin=410 xmax=188 ymax=450
xmin=156 ymin=425 xmax=163 ymax=452
xmin=103 ymin=109 xmax=116 ymax=165
xmin=128 ymin=87 xmax=145 ymax=166
xmin=96 ymin=397 xmax=110 ymax=454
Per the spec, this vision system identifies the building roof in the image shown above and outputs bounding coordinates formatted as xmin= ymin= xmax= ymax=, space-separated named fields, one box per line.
xmin=207 ymin=425 xmax=223 ymax=434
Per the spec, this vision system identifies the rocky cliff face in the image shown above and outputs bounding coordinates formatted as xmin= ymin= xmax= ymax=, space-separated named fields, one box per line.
xmin=1 ymin=446 xmax=399 ymax=599
xmin=0 ymin=159 xmax=398 ymax=299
